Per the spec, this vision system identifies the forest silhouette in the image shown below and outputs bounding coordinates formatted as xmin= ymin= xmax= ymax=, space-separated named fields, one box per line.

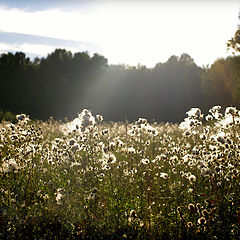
xmin=0 ymin=49 xmax=240 ymax=122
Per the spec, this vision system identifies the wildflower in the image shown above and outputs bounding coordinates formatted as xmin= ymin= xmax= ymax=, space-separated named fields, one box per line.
xmin=141 ymin=158 xmax=150 ymax=164
xmin=177 ymin=207 xmax=181 ymax=213
xmin=146 ymin=125 xmax=158 ymax=135
xmin=198 ymin=217 xmax=206 ymax=225
xmin=56 ymin=191 xmax=63 ymax=204
xmin=183 ymin=130 xmax=191 ymax=137
xmin=80 ymin=109 xmax=96 ymax=127
xmin=131 ymin=168 xmax=137 ymax=174
xmin=136 ymin=118 xmax=147 ymax=125
xmin=71 ymin=143 xmax=80 ymax=152
xmin=170 ymin=155 xmax=178 ymax=163
xmin=182 ymin=154 xmax=191 ymax=163
xmin=54 ymin=138 xmax=63 ymax=144
xmin=109 ymin=141 xmax=116 ymax=150
xmin=188 ymin=203 xmax=195 ymax=212
xmin=130 ymin=209 xmax=137 ymax=218
xmin=196 ymin=203 xmax=201 ymax=212
xmin=123 ymin=169 xmax=129 ymax=176
xmin=209 ymin=106 xmax=222 ymax=119
xmin=43 ymin=194 xmax=49 ymax=200
xmin=139 ymin=220 xmax=144 ymax=227
xmin=200 ymin=134 xmax=206 ymax=140
xmin=1 ymin=159 xmax=19 ymax=173
xmin=128 ymin=210 xmax=137 ymax=223
xmin=188 ymin=188 xmax=193 ymax=193
xmin=127 ymin=147 xmax=136 ymax=154
xmin=177 ymin=207 xmax=183 ymax=218
xmin=216 ymin=135 xmax=225 ymax=144
xmin=128 ymin=129 xmax=135 ymax=136
xmin=189 ymin=174 xmax=196 ymax=183
xmin=96 ymin=114 xmax=103 ymax=122
xmin=202 ymin=210 xmax=209 ymax=220
xmin=68 ymin=138 xmax=75 ymax=146
xmin=87 ymin=192 xmax=96 ymax=200
xmin=102 ymin=164 xmax=111 ymax=171
xmin=187 ymin=222 xmax=193 ymax=228
xmin=210 ymin=105 xmax=221 ymax=112
xmin=93 ymin=132 xmax=99 ymax=138
xmin=225 ymin=106 xmax=238 ymax=116
xmin=116 ymin=138 xmax=124 ymax=147
xmin=107 ymin=153 xmax=117 ymax=164
xmin=102 ymin=129 xmax=109 ymax=135
xmin=180 ymin=117 xmax=202 ymax=131
xmin=160 ymin=172 xmax=168 ymax=179
xmin=186 ymin=108 xmax=203 ymax=119
xmin=16 ymin=113 xmax=26 ymax=121
xmin=201 ymin=167 xmax=211 ymax=178
xmin=205 ymin=114 xmax=213 ymax=121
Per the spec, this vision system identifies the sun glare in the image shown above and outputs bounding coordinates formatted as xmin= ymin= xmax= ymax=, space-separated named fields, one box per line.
xmin=81 ymin=1 xmax=239 ymax=66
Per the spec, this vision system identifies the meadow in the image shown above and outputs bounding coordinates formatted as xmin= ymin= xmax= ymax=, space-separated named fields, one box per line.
xmin=0 ymin=106 xmax=240 ymax=239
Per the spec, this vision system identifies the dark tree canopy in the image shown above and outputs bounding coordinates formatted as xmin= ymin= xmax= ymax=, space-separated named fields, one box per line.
xmin=0 ymin=49 xmax=240 ymax=122
xmin=227 ymin=13 xmax=240 ymax=53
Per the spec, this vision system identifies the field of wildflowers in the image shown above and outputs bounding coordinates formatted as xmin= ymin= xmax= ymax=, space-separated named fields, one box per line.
xmin=1 ymin=106 xmax=240 ymax=239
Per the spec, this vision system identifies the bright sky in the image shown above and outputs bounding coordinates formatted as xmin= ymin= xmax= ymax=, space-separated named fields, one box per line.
xmin=0 ymin=0 xmax=239 ymax=67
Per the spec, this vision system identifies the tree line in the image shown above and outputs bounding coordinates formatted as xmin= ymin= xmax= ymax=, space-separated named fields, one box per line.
xmin=0 ymin=45 xmax=240 ymax=122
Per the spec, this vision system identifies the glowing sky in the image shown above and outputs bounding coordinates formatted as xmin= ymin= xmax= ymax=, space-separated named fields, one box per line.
xmin=0 ymin=0 xmax=239 ymax=67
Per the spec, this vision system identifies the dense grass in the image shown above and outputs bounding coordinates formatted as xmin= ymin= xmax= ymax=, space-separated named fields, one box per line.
xmin=1 ymin=107 xmax=240 ymax=239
